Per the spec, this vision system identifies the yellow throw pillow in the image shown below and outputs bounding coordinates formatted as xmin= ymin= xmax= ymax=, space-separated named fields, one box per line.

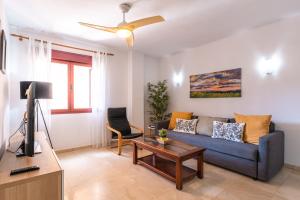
xmin=168 ymin=112 xmax=193 ymax=129
xmin=234 ymin=113 xmax=272 ymax=144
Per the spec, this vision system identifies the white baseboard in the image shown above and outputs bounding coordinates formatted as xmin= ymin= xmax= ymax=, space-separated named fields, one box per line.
xmin=55 ymin=145 xmax=92 ymax=154
xmin=285 ymin=163 xmax=300 ymax=171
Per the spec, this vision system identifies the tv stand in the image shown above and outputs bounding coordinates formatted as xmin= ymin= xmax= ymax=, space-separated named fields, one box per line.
xmin=0 ymin=132 xmax=63 ymax=200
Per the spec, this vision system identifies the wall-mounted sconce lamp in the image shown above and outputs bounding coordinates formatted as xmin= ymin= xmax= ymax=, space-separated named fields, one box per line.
xmin=173 ymin=72 xmax=183 ymax=86
xmin=257 ymin=54 xmax=282 ymax=77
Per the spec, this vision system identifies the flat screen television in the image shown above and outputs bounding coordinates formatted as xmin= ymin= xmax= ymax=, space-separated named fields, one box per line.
xmin=16 ymin=82 xmax=41 ymax=157
xmin=25 ymin=82 xmax=36 ymax=156
xmin=0 ymin=135 xmax=5 ymax=161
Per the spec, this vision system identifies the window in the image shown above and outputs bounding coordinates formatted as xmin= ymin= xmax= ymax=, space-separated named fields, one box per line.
xmin=51 ymin=50 xmax=92 ymax=114
xmin=51 ymin=62 xmax=68 ymax=110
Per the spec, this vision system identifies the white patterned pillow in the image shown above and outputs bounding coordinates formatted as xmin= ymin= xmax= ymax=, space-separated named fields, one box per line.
xmin=173 ymin=118 xmax=198 ymax=134
xmin=212 ymin=121 xmax=245 ymax=143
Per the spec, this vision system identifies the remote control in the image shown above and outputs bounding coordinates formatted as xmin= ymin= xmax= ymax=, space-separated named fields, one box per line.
xmin=10 ymin=165 xmax=40 ymax=176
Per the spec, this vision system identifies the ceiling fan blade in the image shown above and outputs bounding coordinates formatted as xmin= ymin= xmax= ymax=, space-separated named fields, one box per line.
xmin=125 ymin=16 xmax=165 ymax=30
xmin=79 ymin=22 xmax=118 ymax=33
xmin=126 ymin=32 xmax=134 ymax=48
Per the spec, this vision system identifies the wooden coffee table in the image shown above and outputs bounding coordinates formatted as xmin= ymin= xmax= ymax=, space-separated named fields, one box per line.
xmin=132 ymin=137 xmax=206 ymax=190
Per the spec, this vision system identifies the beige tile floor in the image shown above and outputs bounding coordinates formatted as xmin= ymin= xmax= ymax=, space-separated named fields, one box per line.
xmin=57 ymin=146 xmax=300 ymax=200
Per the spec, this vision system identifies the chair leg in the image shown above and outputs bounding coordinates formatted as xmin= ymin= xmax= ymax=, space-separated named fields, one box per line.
xmin=117 ymin=137 xmax=123 ymax=155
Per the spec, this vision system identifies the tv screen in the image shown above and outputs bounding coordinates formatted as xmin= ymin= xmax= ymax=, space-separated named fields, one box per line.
xmin=25 ymin=83 xmax=36 ymax=157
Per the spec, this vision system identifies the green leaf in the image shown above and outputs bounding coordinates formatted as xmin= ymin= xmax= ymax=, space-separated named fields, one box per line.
xmin=146 ymin=80 xmax=169 ymax=123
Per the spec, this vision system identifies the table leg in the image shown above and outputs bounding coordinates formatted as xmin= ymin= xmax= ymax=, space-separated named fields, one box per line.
xmin=152 ymin=154 xmax=156 ymax=166
xmin=176 ymin=158 xmax=183 ymax=190
xmin=133 ymin=143 xmax=137 ymax=164
xmin=197 ymin=153 xmax=203 ymax=179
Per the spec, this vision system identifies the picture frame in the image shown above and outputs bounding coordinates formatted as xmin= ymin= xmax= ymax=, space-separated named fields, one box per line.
xmin=190 ymin=68 xmax=242 ymax=98
xmin=0 ymin=30 xmax=7 ymax=74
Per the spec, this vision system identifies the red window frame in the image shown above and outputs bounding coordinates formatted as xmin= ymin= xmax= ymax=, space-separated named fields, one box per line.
xmin=51 ymin=50 xmax=92 ymax=115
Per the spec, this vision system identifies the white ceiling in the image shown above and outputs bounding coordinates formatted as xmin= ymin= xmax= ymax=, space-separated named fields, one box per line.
xmin=5 ymin=0 xmax=300 ymax=57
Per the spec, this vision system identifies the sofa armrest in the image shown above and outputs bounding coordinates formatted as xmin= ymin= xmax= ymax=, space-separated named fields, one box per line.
xmin=154 ymin=120 xmax=170 ymax=135
xmin=258 ymin=131 xmax=285 ymax=181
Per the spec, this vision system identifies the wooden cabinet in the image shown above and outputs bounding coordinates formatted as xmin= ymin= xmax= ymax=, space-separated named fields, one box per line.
xmin=0 ymin=132 xmax=63 ymax=200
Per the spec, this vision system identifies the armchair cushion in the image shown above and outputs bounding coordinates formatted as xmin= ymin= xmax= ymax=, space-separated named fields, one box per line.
xmin=108 ymin=107 xmax=131 ymax=137
xmin=112 ymin=133 xmax=143 ymax=140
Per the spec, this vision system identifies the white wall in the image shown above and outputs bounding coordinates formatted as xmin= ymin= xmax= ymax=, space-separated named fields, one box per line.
xmin=8 ymin=29 xmax=129 ymax=151
xmin=128 ymin=51 xmax=161 ymax=132
xmin=8 ymin=36 xmax=28 ymax=133
xmin=0 ymin=0 xmax=10 ymax=159
xmin=159 ymin=16 xmax=300 ymax=166
xmin=144 ymin=56 xmax=160 ymax=131
xmin=132 ymin=51 xmax=145 ymax=129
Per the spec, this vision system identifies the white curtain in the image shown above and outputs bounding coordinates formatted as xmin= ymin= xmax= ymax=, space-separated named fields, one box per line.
xmin=90 ymin=52 xmax=109 ymax=148
xmin=27 ymin=38 xmax=52 ymax=138
xmin=28 ymin=38 xmax=52 ymax=81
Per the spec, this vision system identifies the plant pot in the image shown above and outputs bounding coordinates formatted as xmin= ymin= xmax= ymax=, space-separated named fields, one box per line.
xmin=157 ymin=137 xmax=169 ymax=145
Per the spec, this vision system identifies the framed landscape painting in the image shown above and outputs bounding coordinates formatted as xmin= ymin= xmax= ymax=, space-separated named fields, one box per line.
xmin=190 ymin=68 xmax=242 ymax=98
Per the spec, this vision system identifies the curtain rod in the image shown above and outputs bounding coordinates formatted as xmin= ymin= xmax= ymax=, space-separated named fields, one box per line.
xmin=10 ymin=33 xmax=114 ymax=56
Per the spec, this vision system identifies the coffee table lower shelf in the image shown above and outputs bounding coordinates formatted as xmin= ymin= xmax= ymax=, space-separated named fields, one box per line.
xmin=137 ymin=154 xmax=197 ymax=184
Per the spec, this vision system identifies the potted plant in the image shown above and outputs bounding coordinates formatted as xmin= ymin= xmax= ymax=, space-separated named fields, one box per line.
xmin=157 ymin=129 xmax=169 ymax=145
xmin=147 ymin=80 xmax=169 ymax=124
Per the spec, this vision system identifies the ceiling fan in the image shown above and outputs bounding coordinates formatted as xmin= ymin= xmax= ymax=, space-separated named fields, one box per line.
xmin=79 ymin=2 xmax=165 ymax=47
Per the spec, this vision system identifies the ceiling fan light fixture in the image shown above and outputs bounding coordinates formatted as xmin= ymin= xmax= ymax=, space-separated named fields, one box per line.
xmin=79 ymin=2 xmax=165 ymax=47
xmin=116 ymin=29 xmax=132 ymax=38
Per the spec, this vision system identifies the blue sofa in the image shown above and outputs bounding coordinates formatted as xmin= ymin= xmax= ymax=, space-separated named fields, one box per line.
xmin=154 ymin=118 xmax=284 ymax=181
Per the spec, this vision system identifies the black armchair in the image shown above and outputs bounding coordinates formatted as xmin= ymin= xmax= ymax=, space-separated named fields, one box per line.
xmin=106 ymin=107 xmax=143 ymax=155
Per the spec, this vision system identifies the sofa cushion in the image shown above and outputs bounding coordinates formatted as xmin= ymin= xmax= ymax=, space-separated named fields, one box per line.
xmin=168 ymin=112 xmax=193 ymax=129
xmin=235 ymin=113 xmax=272 ymax=144
xmin=196 ymin=116 xmax=227 ymax=136
xmin=228 ymin=118 xmax=275 ymax=133
xmin=167 ymin=131 xmax=258 ymax=161
xmin=174 ymin=118 xmax=198 ymax=134
xmin=212 ymin=121 xmax=245 ymax=143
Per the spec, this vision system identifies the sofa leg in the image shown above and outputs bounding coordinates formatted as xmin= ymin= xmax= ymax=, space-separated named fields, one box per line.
xmin=252 ymin=177 xmax=258 ymax=181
